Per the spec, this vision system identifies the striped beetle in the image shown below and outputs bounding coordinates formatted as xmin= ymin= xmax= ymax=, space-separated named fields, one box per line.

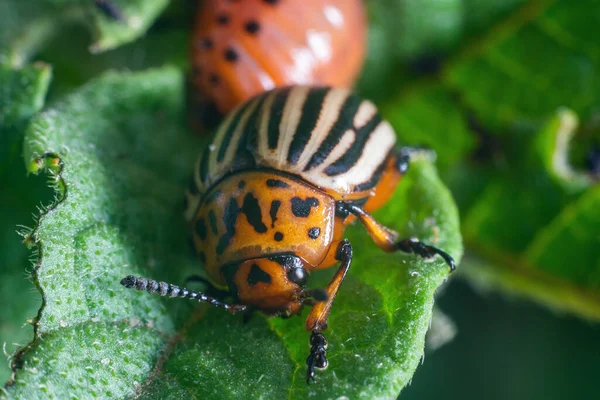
xmin=122 ymin=86 xmax=455 ymax=383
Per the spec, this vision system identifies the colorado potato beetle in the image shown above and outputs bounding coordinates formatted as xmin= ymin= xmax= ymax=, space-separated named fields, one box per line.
xmin=190 ymin=0 xmax=366 ymax=116
xmin=122 ymin=86 xmax=455 ymax=383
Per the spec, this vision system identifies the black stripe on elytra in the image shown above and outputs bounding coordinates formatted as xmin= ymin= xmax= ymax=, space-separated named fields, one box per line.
xmin=324 ymin=114 xmax=383 ymax=176
xmin=269 ymin=200 xmax=281 ymax=227
xmin=354 ymin=152 xmax=390 ymax=191
xmin=199 ymin=145 xmax=211 ymax=183
xmin=195 ymin=217 xmax=207 ymax=240
xmin=268 ymin=88 xmax=292 ymax=149
xmin=217 ymin=99 xmax=253 ymax=162
xmin=266 ymin=179 xmax=289 ymax=188
xmin=235 ymin=95 xmax=266 ymax=156
xmin=291 ymin=197 xmax=319 ymax=218
xmin=287 ymin=87 xmax=329 ymax=165
xmin=216 ymin=197 xmax=241 ymax=255
xmin=241 ymin=192 xmax=267 ymax=233
xmin=247 ymin=264 xmax=272 ymax=286
xmin=303 ymin=94 xmax=363 ymax=171
xmin=208 ymin=210 xmax=218 ymax=235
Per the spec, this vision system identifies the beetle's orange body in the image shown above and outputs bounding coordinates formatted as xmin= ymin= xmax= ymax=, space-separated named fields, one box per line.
xmin=123 ymin=86 xmax=454 ymax=383
xmin=193 ymin=170 xmax=336 ymax=287
xmin=190 ymin=0 xmax=366 ymax=115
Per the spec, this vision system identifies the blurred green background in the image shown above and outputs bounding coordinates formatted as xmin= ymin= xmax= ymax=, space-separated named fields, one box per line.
xmin=2 ymin=0 xmax=599 ymax=398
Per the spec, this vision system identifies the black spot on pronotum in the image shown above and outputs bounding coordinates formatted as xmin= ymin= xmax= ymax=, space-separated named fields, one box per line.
xmin=245 ymin=20 xmax=260 ymax=35
xmin=237 ymin=180 xmax=246 ymax=189
xmin=269 ymin=200 xmax=281 ymax=228
xmin=248 ymin=264 xmax=272 ymax=285
xmin=216 ymin=14 xmax=230 ymax=25
xmin=291 ymin=197 xmax=319 ymax=218
xmin=217 ymin=198 xmax=241 ymax=255
xmin=202 ymin=38 xmax=214 ymax=49
xmin=242 ymin=193 xmax=267 ymax=233
xmin=308 ymin=227 xmax=321 ymax=240
xmin=195 ymin=217 xmax=207 ymax=240
xmin=224 ymin=47 xmax=239 ymax=63
xmin=274 ymin=232 xmax=284 ymax=241
xmin=263 ymin=0 xmax=279 ymax=5
xmin=208 ymin=210 xmax=218 ymax=235
xmin=266 ymin=179 xmax=289 ymax=188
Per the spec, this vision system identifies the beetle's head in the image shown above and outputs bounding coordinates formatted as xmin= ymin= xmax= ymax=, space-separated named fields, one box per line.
xmin=224 ymin=254 xmax=327 ymax=316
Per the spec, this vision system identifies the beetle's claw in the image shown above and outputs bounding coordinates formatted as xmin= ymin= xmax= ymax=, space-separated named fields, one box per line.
xmin=306 ymin=331 xmax=328 ymax=384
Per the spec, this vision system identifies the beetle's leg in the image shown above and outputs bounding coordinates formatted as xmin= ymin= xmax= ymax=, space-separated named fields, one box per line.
xmin=341 ymin=202 xmax=455 ymax=272
xmin=120 ymin=275 xmax=247 ymax=314
xmin=305 ymin=240 xmax=353 ymax=383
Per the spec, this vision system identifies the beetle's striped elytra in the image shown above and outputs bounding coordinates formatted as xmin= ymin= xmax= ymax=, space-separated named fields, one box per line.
xmin=122 ymin=86 xmax=455 ymax=384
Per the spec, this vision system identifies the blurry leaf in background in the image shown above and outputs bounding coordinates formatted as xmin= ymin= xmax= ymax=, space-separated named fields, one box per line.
xmin=0 ymin=0 xmax=170 ymax=66
xmin=381 ymin=83 xmax=475 ymax=167
xmin=89 ymin=0 xmax=170 ymax=53
xmin=359 ymin=0 xmax=600 ymax=321
xmin=0 ymin=63 xmax=52 ymax=383
xmin=4 ymin=67 xmax=461 ymax=398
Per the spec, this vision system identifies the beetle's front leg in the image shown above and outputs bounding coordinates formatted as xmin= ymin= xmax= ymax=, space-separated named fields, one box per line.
xmin=306 ymin=331 xmax=328 ymax=384
xmin=341 ymin=202 xmax=455 ymax=272
xmin=305 ymin=240 xmax=353 ymax=383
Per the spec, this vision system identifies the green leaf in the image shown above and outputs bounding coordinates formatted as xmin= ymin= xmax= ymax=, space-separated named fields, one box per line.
xmin=89 ymin=0 xmax=171 ymax=53
xmin=381 ymin=83 xmax=476 ymax=167
xmin=5 ymin=68 xmax=462 ymax=398
xmin=0 ymin=0 xmax=169 ymax=66
xmin=444 ymin=0 xmax=600 ymax=129
xmin=0 ymin=62 xmax=52 ymax=384
xmin=0 ymin=62 xmax=52 ymax=171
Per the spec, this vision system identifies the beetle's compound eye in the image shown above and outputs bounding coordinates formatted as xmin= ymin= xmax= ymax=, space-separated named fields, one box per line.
xmin=287 ymin=267 xmax=308 ymax=286
xmin=269 ymin=254 xmax=308 ymax=286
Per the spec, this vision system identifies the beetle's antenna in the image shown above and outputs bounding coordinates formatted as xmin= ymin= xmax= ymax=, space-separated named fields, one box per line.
xmin=120 ymin=275 xmax=247 ymax=314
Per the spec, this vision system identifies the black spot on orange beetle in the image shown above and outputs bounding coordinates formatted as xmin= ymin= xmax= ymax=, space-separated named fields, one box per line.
xmin=210 ymin=74 xmax=220 ymax=85
xmin=216 ymin=14 xmax=230 ymax=25
xmin=217 ymin=198 xmax=240 ymax=255
xmin=195 ymin=217 xmax=207 ymax=240
xmin=266 ymin=179 xmax=289 ymax=188
xmin=248 ymin=264 xmax=271 ymax=285
xmin=224 ymin=47 xmax=239 ymax=63
xmin=238 ymin=180 xmax=246 ymax=189
xmin=308 ymin=227 xmax=321 ymax=240
xmin=242 ymin=193 xmax=267 ymax=233
xmin=269 ymin=200 xmax=281 ymax=227
xmin=274 ymin=232 xmax=284 ymax=241
xmin=245 ymin=20 xmax=260 ymax=35
xmin=208 ymin=210 xmax=218 ymax=235
xmin=202 ymin=38 xmax=214 ymax=49
xmin=291 ymin=197 xmax=319 ymax=218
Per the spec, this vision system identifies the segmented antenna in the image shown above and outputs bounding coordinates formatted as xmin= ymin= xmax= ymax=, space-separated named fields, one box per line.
xmin=120 ymin=275 xmax=247 ymax=314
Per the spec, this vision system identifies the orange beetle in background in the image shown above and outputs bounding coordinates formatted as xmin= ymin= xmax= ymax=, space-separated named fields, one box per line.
xmin=190 ymin=0 xmax=367 ymax=117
